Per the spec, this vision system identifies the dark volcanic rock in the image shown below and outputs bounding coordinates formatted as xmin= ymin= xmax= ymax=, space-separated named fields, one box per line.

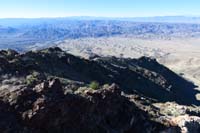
xmin=0 ymin=79 xmax=172 ymax=133
xmin=1 ymin=47 xmax=199 ymax=132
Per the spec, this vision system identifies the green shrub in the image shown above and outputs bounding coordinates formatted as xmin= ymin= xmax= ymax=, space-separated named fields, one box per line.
xmin=25 ymin=71 xmax=40 ymax=86
xmin=89 ymin=81 xmax=99 ymax=90
xmin=26 ymin=75 xmax=37 ymax=86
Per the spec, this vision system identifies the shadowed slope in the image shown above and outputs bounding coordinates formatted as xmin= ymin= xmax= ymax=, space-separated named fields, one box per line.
xmin=0 ymin=47 xmax=199 ymax=105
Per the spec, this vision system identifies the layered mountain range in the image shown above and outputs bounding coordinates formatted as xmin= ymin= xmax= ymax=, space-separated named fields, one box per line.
xmin=1 ymin=18 xmax=200 ymax=51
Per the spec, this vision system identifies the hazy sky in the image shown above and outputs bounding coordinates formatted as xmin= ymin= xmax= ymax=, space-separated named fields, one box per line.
xmin=0 ymin=0 xmax=200 ymax=18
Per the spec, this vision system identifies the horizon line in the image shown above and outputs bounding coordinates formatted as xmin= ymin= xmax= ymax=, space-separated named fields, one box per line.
xmin=0 ymin=15 xmax=200 ymax=19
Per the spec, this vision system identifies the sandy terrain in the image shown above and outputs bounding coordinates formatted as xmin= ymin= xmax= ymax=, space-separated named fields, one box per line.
xmin=58 ymin=37 xmax=200 ymax=93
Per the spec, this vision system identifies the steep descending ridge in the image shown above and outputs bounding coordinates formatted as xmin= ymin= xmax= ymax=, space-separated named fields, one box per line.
xmin=0 ymin=47 xmax=200 ymax=132
xmin=0 ymin=47 xmax=199 ymax=105
xmin=95 ymin=56 xmax=199 ymax=105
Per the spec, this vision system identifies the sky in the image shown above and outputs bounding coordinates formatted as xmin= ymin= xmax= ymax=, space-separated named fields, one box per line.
xmin=0 ymin=0 xmax=200 ymax=18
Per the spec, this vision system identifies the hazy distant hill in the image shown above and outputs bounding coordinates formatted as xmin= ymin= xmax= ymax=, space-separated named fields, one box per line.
xmin=1 ymin=17 xmax=200 ymax=51
xmin=1 ymin=16 xmax=200 ymax=26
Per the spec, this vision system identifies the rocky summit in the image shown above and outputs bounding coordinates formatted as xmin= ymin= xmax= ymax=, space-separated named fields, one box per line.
xmin=0 ymin=47 xmax=200 ymax=133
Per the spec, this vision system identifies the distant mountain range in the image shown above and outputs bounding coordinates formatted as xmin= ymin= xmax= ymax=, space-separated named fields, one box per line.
xmin=1 ymin=16 xmax=200 ymax=51
xmin=1 ymin=16 xmax=200 ymax=26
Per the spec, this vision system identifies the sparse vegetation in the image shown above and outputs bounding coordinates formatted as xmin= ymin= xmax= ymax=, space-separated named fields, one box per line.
xmin=89 ymin=81 xmax=99 ymax=90
xmin=26 ymin=71 xmax=41 ymax=86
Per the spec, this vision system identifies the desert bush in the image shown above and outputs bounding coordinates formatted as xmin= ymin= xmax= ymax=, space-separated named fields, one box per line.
xmin=89 ymin=81 xmax=99 ymax=90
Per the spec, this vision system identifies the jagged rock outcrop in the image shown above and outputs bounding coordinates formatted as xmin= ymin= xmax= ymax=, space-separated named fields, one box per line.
xmin=0 ymin=79 xmax=176 ymax=133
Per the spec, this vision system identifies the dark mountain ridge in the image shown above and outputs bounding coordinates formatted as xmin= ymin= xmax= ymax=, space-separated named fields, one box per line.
xmin=0 ymin=47 xmax=198 ymax=105
xmin=1 ymin=47 xmax=200 ymax=132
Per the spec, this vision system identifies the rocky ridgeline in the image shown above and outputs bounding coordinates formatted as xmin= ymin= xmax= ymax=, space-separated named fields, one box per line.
xmin=0 ymin=47 xmax=200 ymax=132
xmin=0 ymin=79 xmax=169 ymax=132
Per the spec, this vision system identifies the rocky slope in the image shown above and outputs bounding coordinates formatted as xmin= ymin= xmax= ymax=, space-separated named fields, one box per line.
xmin=58 ymin=37 xmax=200 ymax=95
xmin=0 ymin=47 xmax=200 ymax=132
xmin=0 ymin=79 xmax=169 ymax=133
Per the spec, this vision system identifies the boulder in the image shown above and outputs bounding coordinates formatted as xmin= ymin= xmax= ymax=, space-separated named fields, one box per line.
xmin=170 ymin=115 xmax=200 ymax=133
